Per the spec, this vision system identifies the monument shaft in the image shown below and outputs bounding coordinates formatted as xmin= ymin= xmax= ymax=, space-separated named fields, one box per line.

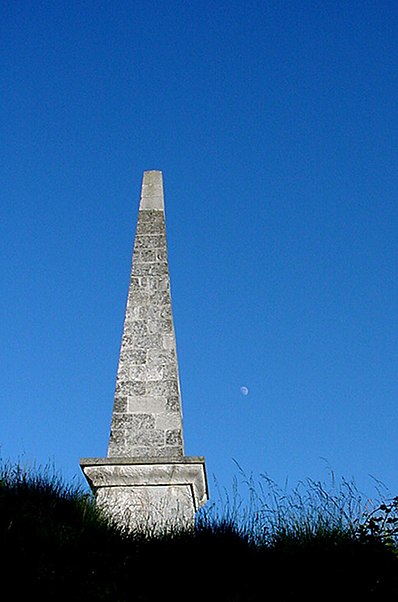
xmin=108 ymin=171 xmax=184 ymax=458
xmin=80 ymin=171 xmax=208 ymax=531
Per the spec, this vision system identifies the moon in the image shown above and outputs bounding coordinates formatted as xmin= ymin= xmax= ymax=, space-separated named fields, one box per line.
xmin=240 ymin=386 xmax=249 ymax=396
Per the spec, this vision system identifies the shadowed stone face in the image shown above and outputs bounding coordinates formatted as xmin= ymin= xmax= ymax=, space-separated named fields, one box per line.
xmin=108 ymin=172 xmax=184 ymax=459
xmin=81 ymin=459 xmax=208 ymax=533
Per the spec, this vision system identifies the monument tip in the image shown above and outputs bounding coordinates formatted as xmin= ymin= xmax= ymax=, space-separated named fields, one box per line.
xmin=140 ymin=170 xmax=164 ymax=210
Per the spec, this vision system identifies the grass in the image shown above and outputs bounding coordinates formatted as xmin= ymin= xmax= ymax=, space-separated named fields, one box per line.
xmin=1 ymin=460 xmax=398 ymax=600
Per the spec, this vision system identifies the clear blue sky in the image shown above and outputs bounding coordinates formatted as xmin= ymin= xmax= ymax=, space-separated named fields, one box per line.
xmin=1 ymin=1 xmax=398 ymax=503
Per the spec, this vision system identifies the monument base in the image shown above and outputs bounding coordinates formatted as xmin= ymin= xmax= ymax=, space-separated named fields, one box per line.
xmin=80 ymin=456 xmax=208 ymax=533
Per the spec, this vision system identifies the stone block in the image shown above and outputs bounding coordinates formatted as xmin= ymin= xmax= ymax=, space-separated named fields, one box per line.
xmin=161 ymin=363 xmax=178 ymax=379
xmin=147 ymin=349 xmax=176 ymax=365
xmin=115 ymin=364 xmax=129 ymax=382
xmin=80 ymin=457 xmax=208 ymax=532
xmin=130 ymin=428 xmax=165 ymax=447
xmin=134 ymin=248 xmax=156 ymax=263
xmin=157 ymin=278 xmax=170 ymax=294
xmin=112 ymin=396 xmax=128 ymax=413
xmin=134 ymin=234 xmax=166 ymax=250
xmin=134 ymin=333 xmax=163 ymax=350
xmin=166 ymin=396 xmax=181 ymax=413
xmin=147 ymin=318 xmax=173 ymax=334
xmin=112 ymin=413 xmax=155 ymax=432
xmin=128 ymin=365 xmax=163 ymax=381
xmin=146 ymin=379 xmax=179 ymax=397
xmin=128 ymin=395 xmax=165 ymax=413
xmin=132 ymin=262 xmax=169 ymax=277
xmin=127 ymin=365 xmax=146 ymax=381
xmin=165 ymin=429 xmax=183 ymax=446
xmin=115 ymin=380 xmax=146 ymax=396
xmin=129 ymin=276 xmax=159 ymax=294
xmin=126 ymin=289 xmax=150 ymax=306
xmin=148 ymin=292 xmax=171 ymax=306
xmin=128 ymin=320 xmax=148 ymax=335
xmin=162 ymin=333 xmax=176 ymax=350
xmin=119 ymin=349 xmax=147 ymax=365
xmin=154 ymin=412 xmax=181 ymax=430
xmin=137 ymin=209 xmax=164 ymax=223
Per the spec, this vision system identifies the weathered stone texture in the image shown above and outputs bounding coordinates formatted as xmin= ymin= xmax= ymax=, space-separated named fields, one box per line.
xmin=107 ymin=175 xmax=184 ymax=459
xmin=80 ymin=171 xmax=208 ymax=532
xmin=81 ymin=458 xmax=208 ymax=532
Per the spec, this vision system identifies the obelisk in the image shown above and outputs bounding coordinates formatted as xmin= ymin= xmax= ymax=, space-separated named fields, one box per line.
xmin=80 ymin=171 xmax=208 ymax=531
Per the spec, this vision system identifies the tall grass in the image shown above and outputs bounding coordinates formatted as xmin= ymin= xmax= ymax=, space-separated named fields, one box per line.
xmin=0 ymin=459 xmax=107 ymax=530
xmin=1 ymin=459 xmax=398 ymax=600
xmin=198 ymin=464 xmax=398 ymax=549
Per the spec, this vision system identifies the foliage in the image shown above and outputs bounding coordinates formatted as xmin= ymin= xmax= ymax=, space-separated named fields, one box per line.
xmin=200 ymin=464 xmax=398 ymax=547
xmin=1 ymin=460 xmax=398 ymax=600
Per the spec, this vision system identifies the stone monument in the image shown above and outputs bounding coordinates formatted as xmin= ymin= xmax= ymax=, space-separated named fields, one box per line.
xmin=80 ymin=171 xmax=208 ymax=531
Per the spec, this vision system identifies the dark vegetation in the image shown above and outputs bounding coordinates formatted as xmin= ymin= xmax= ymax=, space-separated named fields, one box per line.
xmin=1 ymin=461 xmax=398 ymax=601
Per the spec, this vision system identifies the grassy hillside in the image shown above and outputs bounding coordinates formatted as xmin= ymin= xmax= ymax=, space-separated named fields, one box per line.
xmin=1 ymin=462 xmax=398 ymax=601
